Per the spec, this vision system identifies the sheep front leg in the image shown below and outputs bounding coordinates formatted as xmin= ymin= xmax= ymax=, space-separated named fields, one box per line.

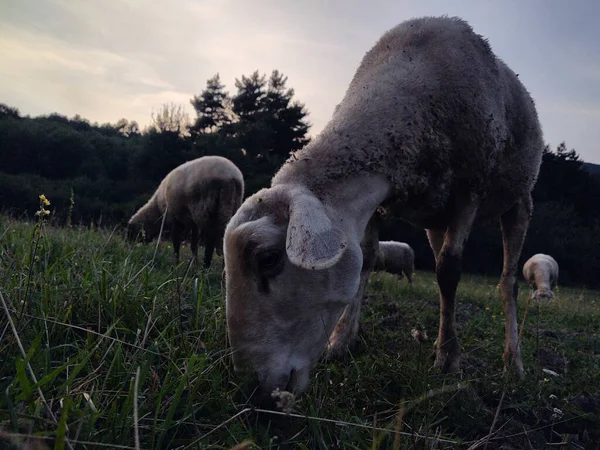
xmin=426 ymin=229 xmax=444 ymax=265
xmin=432 ymin=200 xmax=478 ymax=373
xmin=499 ymin=195 xmax=533 ymax=379
xmin=325 ymin=215 xmax=379 ymax=359
xmin=172 ymin=221 xmax=185 ymax=264
xmin=325 ymin=271 xmax=369 ymax=359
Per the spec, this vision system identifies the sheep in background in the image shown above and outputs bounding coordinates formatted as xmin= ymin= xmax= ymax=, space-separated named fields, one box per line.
xmin=223 ymin=15 xmax=544 ymax=401
xmin=128 ymin=155 xmax=244 ymax=268
xmin=523 ymin=253 xmax=559 ymax=300
xmin=374 ymin=241 xmax=415 ymax=283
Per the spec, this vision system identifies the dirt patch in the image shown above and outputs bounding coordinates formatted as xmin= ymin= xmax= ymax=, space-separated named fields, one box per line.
xmin=540 ymin=328 xmax=561 ymax=339
xmin=455 ymin=302 xmax=484 ymax=324
xmin=569 ymin=391 xmax=600 ymax=414
xmin=375 ymin=312 xmax=405 ymax=331
xmin=461 ymin=353 xmax=490 ymax=377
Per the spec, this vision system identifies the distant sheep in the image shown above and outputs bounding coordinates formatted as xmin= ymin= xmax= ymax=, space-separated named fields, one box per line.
xmin=374 ymin=241 xmax=415 ymax=283
xmin=223 ymin=15 xmax=544 ymax=401
xmin=522 ymin=253 xmax=559 ymax=300
xmin=128 ymin=156 xmax=244 ymax=268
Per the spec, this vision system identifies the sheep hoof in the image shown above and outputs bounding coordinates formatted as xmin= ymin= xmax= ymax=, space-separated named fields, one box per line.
xmin=324 ymin=333 xmax=357 ymax=361
xmin=502 ymin=350 xmax=525 ymax=379
xmin=432 ymin=337 xmax=461 ymax=374
xmin=324 ymin=343 xmax=349 ymax=361
xmin=432 ymin=349 xmax=461 ymax=374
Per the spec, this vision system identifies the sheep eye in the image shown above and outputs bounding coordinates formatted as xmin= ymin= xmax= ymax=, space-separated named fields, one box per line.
xmin=256 ymin=250 xmax=283 ymax=273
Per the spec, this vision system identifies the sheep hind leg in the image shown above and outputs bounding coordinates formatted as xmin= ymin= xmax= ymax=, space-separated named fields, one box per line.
xmin=190 ymin=226 xmax=200 ymax=266
xmin=203 ymin=236 xmax=216 ymax=269
xmin=499 ymin=195 xmax=533 ymax=379
xmin=425 ymin=229 xmax=443 ymax=359
xmin=431 ymin=200 xmax=479 ymax=374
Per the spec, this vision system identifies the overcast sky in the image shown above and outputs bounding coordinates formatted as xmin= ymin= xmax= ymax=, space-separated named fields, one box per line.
xmin=1 ymin=0 xmax=599 ymax=163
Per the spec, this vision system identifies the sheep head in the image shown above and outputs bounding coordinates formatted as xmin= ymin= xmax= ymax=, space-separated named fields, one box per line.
xmin=223 ymin=183 xmax=365 ymax=404
xmin=532 ymin=288 xmax=554 ymax=302
xmin=126 ymin=212 xmax=167 ymax=244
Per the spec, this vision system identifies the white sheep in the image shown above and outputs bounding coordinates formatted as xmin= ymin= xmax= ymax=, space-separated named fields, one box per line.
xmin=128 ymin=155 xmax=244 ymax=268
xmin=374 ymin=241 xmax=415 ymax=283
xmin=522 ymin=253 xmax=559 ymax=300
xmin=223 ymin=15 xmax=544 ymax=401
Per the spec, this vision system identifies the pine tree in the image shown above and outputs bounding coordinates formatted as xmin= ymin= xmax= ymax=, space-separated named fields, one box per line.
xmin=188 ymin=70 xmax=312 ymax=194
xmin=190 ymin=74 xmax=232 ymax=135
xmin=232 ymin=71 xmax=267 ymax=121
xmin=230 ymin=70 xmax=310 ymax=164
xmin=262 ymin=70 xmax=311 ymax=164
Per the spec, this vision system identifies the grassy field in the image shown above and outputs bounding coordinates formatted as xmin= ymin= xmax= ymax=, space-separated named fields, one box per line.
xmin=1 ymin=213 xmax=600 ymax=449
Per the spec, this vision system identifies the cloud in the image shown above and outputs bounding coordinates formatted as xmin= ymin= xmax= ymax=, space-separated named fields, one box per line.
xmin=0 ymin=0 xmax=599 ymax=162
xmin=0 ymin=22 xmax=192 ymax=125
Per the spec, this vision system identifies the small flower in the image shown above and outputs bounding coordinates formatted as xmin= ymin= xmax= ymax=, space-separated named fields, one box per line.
xmin=39 ymin=194 xmax=50 ymax=206
xmin=550 ymin=407 xmax=564 ymax=421
xmin=271 ymin=388 xmax=296 ymax=413
xmin=36 ymin=193 xmax=52 ymax=220
xmin=411 ymin=327 xmax=428 ymax=343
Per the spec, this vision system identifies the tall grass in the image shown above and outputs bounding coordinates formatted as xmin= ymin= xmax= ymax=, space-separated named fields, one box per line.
xmin=1 ymin=214 xmax=599 ymax=449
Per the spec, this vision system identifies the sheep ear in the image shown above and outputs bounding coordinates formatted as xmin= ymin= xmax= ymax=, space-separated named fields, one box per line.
xmin=286 ymin=193 xmax=348 ymax=270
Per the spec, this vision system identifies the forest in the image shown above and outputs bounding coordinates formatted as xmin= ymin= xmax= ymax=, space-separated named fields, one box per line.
xmin=1 ymin=69 xmax=599 ymax=287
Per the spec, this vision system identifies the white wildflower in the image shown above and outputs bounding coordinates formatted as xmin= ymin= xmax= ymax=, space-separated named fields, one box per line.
xmin=550 ymin=407 xmax=564 ymax=421
xmin=411 ymin=328 xmax=428 ymax=343
xmin=271 ymin=388 xmax=296 ymax=413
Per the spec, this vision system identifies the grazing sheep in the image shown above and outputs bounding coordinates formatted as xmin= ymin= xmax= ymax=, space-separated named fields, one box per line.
xmin=523 ymin=254 xmax=559 ymax=300
xmin=223 ymin=15 xmax=544 ymax=400
xmin=374 ymin=241 xmax=415 ymax=283
xmin=128 ymin=155 xmax=244 ymax=268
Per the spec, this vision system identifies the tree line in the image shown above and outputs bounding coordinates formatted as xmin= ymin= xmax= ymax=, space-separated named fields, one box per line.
xmin=0 ymin=71 xmax=599 ymax=287
xmin=0 ymin=70 xmax=310 ymax=224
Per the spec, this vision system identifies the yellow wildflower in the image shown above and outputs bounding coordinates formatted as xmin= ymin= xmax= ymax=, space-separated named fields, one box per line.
xmin=39 ymin=194 xmax=50 ymax=206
